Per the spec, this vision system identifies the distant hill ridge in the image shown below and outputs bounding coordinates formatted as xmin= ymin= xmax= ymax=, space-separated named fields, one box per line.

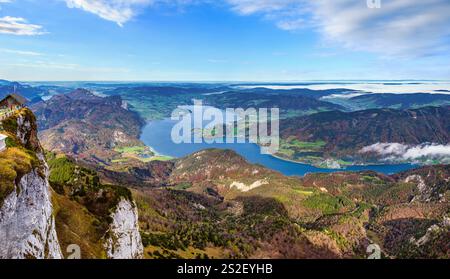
xmin=30 ymin=89 xmax=146 ymax=166
xmin=280 ymin=105 xmax=450 ymax=157
xmin=341 ymin=93 xmax=450 ymax=110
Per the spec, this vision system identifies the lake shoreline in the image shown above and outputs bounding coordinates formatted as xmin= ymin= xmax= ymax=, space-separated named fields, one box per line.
xmin=140 ymin=119 xmax=418 ymax=176
xmin=269 ymin=152 xmax=418 ymax=170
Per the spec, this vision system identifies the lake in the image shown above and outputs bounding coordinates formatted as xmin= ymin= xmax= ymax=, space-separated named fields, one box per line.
xmin=140 ymin=119 xmax=417 ymax=176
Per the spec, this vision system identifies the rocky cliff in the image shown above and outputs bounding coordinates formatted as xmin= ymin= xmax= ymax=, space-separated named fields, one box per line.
xmin=47 ymin=152 xmax=144 ymax=259
xmin=0 ymin=109 xmax=62 ymax=259
xmin=0 ymin=109 xmax=143 ymax=259
xmin=104 ymin=198 xmax=143 ymax=259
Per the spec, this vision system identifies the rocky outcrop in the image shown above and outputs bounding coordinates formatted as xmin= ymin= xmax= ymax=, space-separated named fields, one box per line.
xmin=48 ymin=153 xmax=145 ymax=259
xmin=0 ymin=169 xmax=62 ymax=259
xmin=409 ymin=217 xmax=450 ymax=247
xmin=1 ymin=109 xmax=144 ymax=259
xmin=0 ymin=109 xmax=62 ymax=259
xmin=104 ymin=198 xmax=143 ymax=259
xmin=230 ymin=180 xmax=268 ymax=192
xmin=395 ymin=165 xmax=450 ymax=203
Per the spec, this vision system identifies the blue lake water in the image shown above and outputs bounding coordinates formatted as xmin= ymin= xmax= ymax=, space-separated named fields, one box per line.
xmin=140 ymin=119 xmax=417 ymax=177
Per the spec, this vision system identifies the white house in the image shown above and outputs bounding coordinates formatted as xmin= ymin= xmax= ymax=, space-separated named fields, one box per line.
xmin=0 ymin=134 xmax=7 ymax=152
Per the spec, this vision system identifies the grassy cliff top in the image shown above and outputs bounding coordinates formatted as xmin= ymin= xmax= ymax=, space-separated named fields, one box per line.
xmin=0 ymin=148 xmax=41 ymax=206
xmin=0 ymin=108 xmax=42 ymax=207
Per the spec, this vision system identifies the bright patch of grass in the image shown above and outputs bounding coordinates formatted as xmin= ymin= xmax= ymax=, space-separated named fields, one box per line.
xmin=143 ymin=156 xmax=173 ymax=162
xmin=0 ymin=147 xmax=39 ymax=206
xmin=113 ymin=145 xmax=171 ymax=163
xmin=114 ymin=146 xmax=148 ymax=154
xmin=293 ymin=189 xmax=314 ymax=196
xmin=303 ymin=193 xmax=353 ymax=215
xmin=286 ymin=139 xmax=327 ymax=150
xmin=48 ymin=155 xmax=76 ymax=184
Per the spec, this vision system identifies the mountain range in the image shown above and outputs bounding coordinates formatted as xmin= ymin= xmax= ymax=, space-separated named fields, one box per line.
xmin=0 ymin=82 xmax=449 ymax=259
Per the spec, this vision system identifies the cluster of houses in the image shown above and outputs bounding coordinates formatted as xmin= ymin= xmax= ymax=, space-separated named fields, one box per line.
xmin=0 ymin=93 xmax=28 ymax=152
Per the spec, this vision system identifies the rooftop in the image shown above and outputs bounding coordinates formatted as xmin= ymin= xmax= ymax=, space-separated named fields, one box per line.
xmin=0 ymin=93 xmax=28 ymax=105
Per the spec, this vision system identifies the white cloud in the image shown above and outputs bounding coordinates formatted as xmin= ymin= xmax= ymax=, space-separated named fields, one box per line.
xmin=0 ymin=16 xmax=46 ymax=35
xmin=226 ymin=0 xmax=299 ymax=15
xmin=226 ymin=0 xmax=309 ymax=32
xmin=310 ymin=0 xmax=450 ymax=57
xmin=225 ymin=0 xmax=450 ymax=57
xmin=1 ymin=61 xmax=132 ymax=81
xmin=64 ymin=0 xmax=205 ymax=26
xmin=0 ymin=0 xmax=10 ymax=10
xmin=360 ymin=142 xmax=450 ymax=162
xmin=0 ymin=48 xmax=43 ymax=56
xmin=65 ymin=0 xmax=155 ymax=27
xmin=6 ymin=61 xmax=130 ymax=73
xmin=276 ymin=18 xmax=305 ymax=31
xmin=238 ymin=82 xmax=450 ymax=95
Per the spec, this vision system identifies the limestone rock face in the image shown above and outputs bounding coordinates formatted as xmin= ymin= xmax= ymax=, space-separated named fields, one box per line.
xmin=0 ymin=109 xmax=62 ymax=259
xmin=0 ymin=169 xmax=62 ymax=259
xmin=104 ymin=198 xmax=144 ymax=259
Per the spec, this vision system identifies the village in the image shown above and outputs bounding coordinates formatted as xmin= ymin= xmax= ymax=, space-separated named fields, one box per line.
xmin=0 ymin=93 xmax=28 ymax=152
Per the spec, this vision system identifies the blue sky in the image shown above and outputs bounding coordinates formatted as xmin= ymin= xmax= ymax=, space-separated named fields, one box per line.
xmin=0 ymin=0 xmax=449 ymax=81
